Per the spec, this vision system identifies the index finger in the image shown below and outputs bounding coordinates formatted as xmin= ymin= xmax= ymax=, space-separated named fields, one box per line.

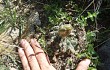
xmin=30 ymin=39 xmax=51 ymax=70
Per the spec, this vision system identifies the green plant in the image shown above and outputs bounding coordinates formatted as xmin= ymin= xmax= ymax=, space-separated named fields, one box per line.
xmin=76 ymin=12 xmax=98 ymax=27
xmin=75 ymin=11 xmax=99 ymax=69
xmin=0 ymin=0 xmax=17 ymax=31
xmin=0 ymin=0 xmax=26 ymax=37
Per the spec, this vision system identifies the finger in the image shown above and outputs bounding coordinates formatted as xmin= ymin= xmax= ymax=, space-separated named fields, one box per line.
xmin=76 ymin=59 xmax=91 ymax=70
xmin=18 ymin=48 xmax=31 ymax=70
xmin=20 ymin=39 xmax=40 ymax=70
xmin=30 ymin=39 xmax=51 ymax=70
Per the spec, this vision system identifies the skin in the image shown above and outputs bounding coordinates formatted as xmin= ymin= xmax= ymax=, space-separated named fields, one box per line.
xmin=18 ymin=39 xmax=90 ymax=70
xmin=76 ymin=59 xmax=91 ymax=70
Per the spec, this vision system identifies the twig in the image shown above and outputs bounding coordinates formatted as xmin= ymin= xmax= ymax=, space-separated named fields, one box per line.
xmin=78 ymin=0 xmax=94 ymax=17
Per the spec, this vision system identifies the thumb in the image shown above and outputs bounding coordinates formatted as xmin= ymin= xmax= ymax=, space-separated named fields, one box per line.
xmin=76 ymin=59 xmax=91 ymax=70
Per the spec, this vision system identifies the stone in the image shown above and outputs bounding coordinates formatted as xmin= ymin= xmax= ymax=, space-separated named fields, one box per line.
xmin=29 ymin=11 xmax=41 ymax=26
xmin=97 ymin=39 xmax=110 ymax=70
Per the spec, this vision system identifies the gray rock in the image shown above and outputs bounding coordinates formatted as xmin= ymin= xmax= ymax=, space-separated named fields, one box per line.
xmin=28 ymin=12 xmax=41 ymax=26
xmin=28 ymin=11 xmax=41 ymax=33
xmin=0 ymin=27 xmax=19 ymax=44
xmin=97 ymin=39 xmax=110 ymax=70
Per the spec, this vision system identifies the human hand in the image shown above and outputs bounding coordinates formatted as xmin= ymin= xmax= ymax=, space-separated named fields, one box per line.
xmin=18 ymin=39 xmax=91 ymax=70
xmin=18 ymin=39 xmax=56 ymax=70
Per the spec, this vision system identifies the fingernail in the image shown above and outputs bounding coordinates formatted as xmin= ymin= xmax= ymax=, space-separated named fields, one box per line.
xmin=20 ymin=39 xmax=26 ymax=45
xmin=84 ymin=59 xmax=91 ymax=64
xmin=31 ymin=38 xmax=41 ymax=48
xmin=31 ymin=39 xmax=36 ymax=44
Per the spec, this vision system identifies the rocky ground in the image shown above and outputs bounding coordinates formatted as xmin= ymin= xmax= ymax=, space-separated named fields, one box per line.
xmin=0 ymin=0 xmax=110 ymax=70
